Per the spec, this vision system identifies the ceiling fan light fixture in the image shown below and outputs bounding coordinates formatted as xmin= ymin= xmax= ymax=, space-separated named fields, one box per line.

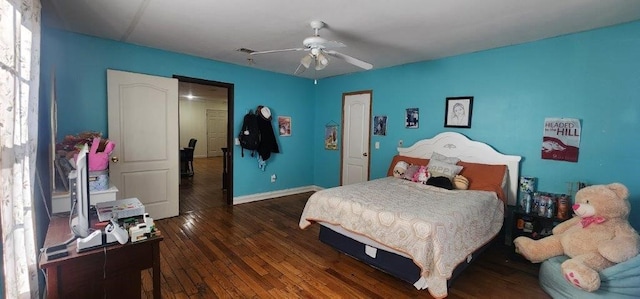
xmin=300 ymin=54 xmax=312 ymax=68
xmin=315 ymin=52 xmax=329 ymax=70
xmin=318 ymin=52 xmax=328 ymax=66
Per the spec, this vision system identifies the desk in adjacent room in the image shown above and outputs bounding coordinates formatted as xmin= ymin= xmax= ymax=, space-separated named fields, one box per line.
xmin=39 ymin=216 xmax=163 ymax=299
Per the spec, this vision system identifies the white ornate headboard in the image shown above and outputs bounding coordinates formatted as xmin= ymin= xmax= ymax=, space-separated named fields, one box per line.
xmin=397 ymin=132 xmax=522 ymax=206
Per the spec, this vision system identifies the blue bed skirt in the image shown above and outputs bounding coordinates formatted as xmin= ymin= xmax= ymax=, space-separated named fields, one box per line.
xmin=318 ymin=225 xmax=491 ymax=288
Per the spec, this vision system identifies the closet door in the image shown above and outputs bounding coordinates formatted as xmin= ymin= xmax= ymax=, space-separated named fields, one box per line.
xmin=341 ymin=91 xmax=372 ymax=185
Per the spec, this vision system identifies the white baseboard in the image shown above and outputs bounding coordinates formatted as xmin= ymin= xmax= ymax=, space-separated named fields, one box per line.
xmin=233 ymin=185 xmax=324 ymax=205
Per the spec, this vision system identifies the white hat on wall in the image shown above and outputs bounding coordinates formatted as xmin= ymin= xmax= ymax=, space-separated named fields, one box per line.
xmin=259 ymin=106 xmax=271 ymax=120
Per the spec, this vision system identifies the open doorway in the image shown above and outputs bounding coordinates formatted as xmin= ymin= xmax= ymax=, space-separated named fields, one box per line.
xmin=174 ymin=75 xmax=234 ymax=212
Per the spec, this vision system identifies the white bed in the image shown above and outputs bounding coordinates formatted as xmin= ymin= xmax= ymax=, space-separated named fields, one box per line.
xmin=299 ymin=132 xmax=521 ymax=298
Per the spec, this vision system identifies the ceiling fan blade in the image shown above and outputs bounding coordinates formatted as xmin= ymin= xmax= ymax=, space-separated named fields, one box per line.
xmin=324 ymin=50 xmax=373 ymax=70
xmin=321 ymin=40 xmax=346 ymax=49
xmin=250 ymin=48 xmax=306 ymax=55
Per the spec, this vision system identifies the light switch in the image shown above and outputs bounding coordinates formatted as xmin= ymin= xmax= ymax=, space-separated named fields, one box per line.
xmin=234 ymin=138 xmax=240 ymax=145
xmin=375 ymin=142 xmax=380 ymax=149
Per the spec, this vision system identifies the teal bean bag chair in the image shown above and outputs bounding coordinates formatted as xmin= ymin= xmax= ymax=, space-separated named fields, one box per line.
xmin=539 ymin=254 xmax=640 ymax=298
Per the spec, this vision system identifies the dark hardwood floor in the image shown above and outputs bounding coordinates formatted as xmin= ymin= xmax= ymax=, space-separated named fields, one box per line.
xmin=179 ymin=157 xmax=227 ymax=214
xmin=143 ymin=158 xmax=551 ymax=298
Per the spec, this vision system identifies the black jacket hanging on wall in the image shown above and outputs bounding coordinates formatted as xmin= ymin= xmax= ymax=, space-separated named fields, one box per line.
xmin=256 ymin=113 xmax=279 ymax=160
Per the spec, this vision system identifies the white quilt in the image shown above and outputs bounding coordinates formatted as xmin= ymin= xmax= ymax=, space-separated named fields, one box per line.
xmin=299 ymin=177 xmax=504 ymax=298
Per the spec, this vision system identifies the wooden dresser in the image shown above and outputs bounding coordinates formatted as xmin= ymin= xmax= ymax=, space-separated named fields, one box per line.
xmin=39 ymin=216 xmax=162 ymax=298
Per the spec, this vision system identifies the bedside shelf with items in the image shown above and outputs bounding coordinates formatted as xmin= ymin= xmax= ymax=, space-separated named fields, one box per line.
xmin=511 ymin=192 xmax=573 ymax=259
xmin=512 ymin=210 xmax=571 ymax=240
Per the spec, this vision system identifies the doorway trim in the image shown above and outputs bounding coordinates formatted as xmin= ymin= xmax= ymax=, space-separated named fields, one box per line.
xmin=173 ymin=75 xmax=234 ymax=205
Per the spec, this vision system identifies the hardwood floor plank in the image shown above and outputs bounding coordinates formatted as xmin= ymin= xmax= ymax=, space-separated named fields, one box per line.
xmin=147 ymin=157 xmax=551 ymax=298
xmin=202 ymin=275 xmax=234 ymax=299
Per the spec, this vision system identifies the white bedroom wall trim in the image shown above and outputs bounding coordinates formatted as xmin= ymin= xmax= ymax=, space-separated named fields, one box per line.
xmin=234 ymin=185 xmax=323 ymax=205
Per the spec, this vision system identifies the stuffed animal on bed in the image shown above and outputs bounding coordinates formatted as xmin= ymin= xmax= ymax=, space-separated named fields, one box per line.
xmin=453 ymin=175 xmax=469 ymax=190
xmin=392 ymin=161 xmax=409 ymax=178
xmin=412 ymin=166 xmax=430 ymax=184
xmin=514 ymin=183 xmax=640 ymax=292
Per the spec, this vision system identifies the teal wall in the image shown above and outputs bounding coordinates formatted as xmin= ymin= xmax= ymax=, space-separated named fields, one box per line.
xmin=39 ymin=28 xmax=315 ymax=198
xmin=40 ymin=21 xmax=640 ymax=229
xmin=314 ymin=21 xmax=640 ymax=229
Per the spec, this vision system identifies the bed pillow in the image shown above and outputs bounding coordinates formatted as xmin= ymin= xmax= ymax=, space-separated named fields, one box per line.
xmin=457 ymin=161 xmax=508 ymax=202
xmin=427 ymin=159 xmax=463 ymax=180
xmin=430 ymin=152 xmax=461 ymax=165
xmin=387 ymin=155 xmax=430 ymax=177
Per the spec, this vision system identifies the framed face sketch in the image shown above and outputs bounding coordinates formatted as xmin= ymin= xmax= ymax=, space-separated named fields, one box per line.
xmin=444 ymin=96 xmax=473 ymax=128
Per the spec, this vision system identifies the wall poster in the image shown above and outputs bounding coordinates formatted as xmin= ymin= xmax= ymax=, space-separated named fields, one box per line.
xmin=325 ymin=125 xmax=338 ymax=150
xmin=542 ymin=118 xmax=581 ymax=162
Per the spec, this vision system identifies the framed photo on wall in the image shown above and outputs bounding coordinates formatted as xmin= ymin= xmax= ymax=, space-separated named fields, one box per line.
xmin=444 ymin=96 xmax=473 ymax=128
xmin=278 ymin=116 xmax=291 ymax=136
xmin=373 ymin=115 xmax=387 ymax=136
xmin=405 ymin=108 xmax=419 ymax=128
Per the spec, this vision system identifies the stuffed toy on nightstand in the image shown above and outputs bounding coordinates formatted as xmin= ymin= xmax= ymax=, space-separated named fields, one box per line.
xmin=514 ymin=183 xmax=640 ymax=292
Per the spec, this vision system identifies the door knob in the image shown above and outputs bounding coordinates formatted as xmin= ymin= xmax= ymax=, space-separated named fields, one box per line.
xmin=363 ymin=153 xmax=368 ymax=157
xmin=111 ymin=156 xmax=119 ymax=163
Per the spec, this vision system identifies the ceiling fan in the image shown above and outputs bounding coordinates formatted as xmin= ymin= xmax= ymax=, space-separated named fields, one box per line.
xmin=250 ymin=20 xmax=373 ymax=75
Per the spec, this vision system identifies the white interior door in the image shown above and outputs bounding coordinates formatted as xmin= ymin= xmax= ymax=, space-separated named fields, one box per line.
xmin=341 ymin=91 xmax=372 ymax=185
xmin=107 ymin=69 xmax=179 ymax=220
xmin=206 ymin=109 xmax=227 ymax=157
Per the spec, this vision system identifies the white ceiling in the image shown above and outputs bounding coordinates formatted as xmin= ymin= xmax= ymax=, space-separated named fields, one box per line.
xmin=42 ymin=0 xmax=640 ymax=80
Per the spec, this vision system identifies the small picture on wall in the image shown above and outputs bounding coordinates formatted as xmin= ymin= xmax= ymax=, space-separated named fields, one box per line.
xmin=278 ymin=116 xmax=291 ymax=136
xmin=406 ymin=108 xmax=419 ymax=128
xmin=325 ymin=125 xmax=338 ymax=150
xmin=444 ymin=96 xmax=473 ymax=128
xmin=373 ymin=115 xmax=387 ymax=136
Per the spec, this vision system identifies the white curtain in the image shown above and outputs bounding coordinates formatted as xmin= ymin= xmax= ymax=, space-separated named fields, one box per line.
xmin=0 ymin=0 xmax=41 ymax=298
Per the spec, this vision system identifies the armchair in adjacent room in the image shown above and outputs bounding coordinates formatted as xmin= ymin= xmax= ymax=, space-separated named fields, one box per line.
xmin=180 ymin=138 xmax=197 ymax=177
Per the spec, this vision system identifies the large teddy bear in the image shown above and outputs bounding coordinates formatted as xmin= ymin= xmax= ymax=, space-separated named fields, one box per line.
xmin=514 ymin=183 xmax=640 ymax=292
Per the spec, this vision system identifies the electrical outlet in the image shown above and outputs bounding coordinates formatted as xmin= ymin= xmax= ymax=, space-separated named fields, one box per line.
xmin=271 ymin=174 xmax=276 ymax=183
